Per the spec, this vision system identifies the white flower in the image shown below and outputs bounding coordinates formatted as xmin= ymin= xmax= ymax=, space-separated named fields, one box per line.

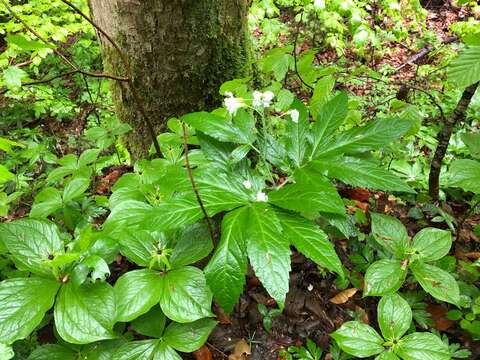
xmin=224 ymin=92 xmax=243 ymax=115
xmin=242 ymin=180 xmax=252 ymax=189
xmin=252 ymin=90 xmax=275 ymax=108
xmin=252 ymin=91 xmax=263 ymax=107
xmin=307 ymin=284 xmax=314 ymax=291
xmin=314 ymin=0 xmax=325 ymax=9
xmin=287 ymin=109 xmax=300 ymax=123
xmin=255 ymin=191 xmax=268 ymax=202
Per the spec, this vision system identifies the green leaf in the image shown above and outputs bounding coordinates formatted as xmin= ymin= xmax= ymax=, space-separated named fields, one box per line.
xmin=170 ymin=223 xmax=213 ymax=268
xmin=395 ymin=332 xmax=451 ymax=360
xmin=284 ymin=99 xmax=309 ymax=167
xmin=310 ymin=75 xmax=335 ymax=118
xmin=364 ymin=259 xmax=406 ymax=296
xmin=448 ymin=159 xmax=480 ymax=194
xmin=278 ymin=212 xmax=344 ymax=277
xmin=30 ymin=187 xmax=63 ymax=218
xmin=131 ymin=305 xmax=166 ymax=338
xmin=204 ymin=207 xmax=249 ymax=313
xmin=378 ymin=294 xmax=412 ymax=341
xmin=54 ymin=282 xmax=116 ymax=344
xmin=410 ymin=262 xmax=460 ymax=305
xmin=114 ymin=269 xmax=163 ymax=322
xmin=3 ymin=66 xmax=27 ymax=88
xmin=0 ymin=344 xmax=14 ymax=360
xmin=0 ymin=277 xmax=59 ymax=344
xmin=312 ymin=157 xmax=414 ymax=193
xmin=63 ymin=177 xmax=90 ymax=202
xmin=142 ymin=197 xmax=203 ymax=231
xmin=0 ymin=219 xmax=64 ymax=277
xmin=118 ymin=230 xmax=158 ymax=267
xmin=159 ymin=266 xmax=213 ymax=323
xmin=269 ymin=178 xmax=345 ymax=215
xmin=310 ymin=91 xmax=348 ymax=156
xmin=412 ymin=228 xmax=451 ymax=262
xmin=27 ymin=345 xmax=75 ymax=360
xmin=375 ymin=352 xmax=400 ymax=360
xmin=78 ymin=149 xmax=101 ymax=167
xmin=0 ymin=137 xmax=23 ymax=153
xmin=331 ymin=321 xmax=384 ymax=358
xmin=182 ymin=112 xmax=252 ymax=144
xmin=371 ymin=213 xmax=409 ymax=259
xmin=246 ymin=204 xmax=291 ymax=306
xmin=461 ymin=132 xmax=480 ymax=158
xmin=448 ymin=46 xmax=480 ymax=88
xmin=260 ymin=47 xmax=293 ymax=81
xmin=0 ymin=165 xmax=14 ymax=184
xmin=114 ymin=340 xmax=159 ymax=360
xmin=163 ymin=318 xmax=217 ymax=352
xmin=315 ymin=117 xmax=412 ymax=158
xmin=7 ymin=34 xmax=55 ymax=50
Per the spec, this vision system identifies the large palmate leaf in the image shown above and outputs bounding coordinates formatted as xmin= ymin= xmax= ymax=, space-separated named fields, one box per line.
xmin=204 ymin=207 xmax=249 ymax=313
xmin=163 ymin=319 xmax=217 ymax=353
xmin=312 ymin=157 xmax=414 ymax=193
xmin=278 ymin=212 xmax=344 ymax=277
xmin=315 ymin=117 xmax=412 ymax=158
xmin=370 ymin=213 xmax=409 ymax=259
xmin=159 ymin=266 xmax=213 ymax=323
xmin=364 ymin=259 xmax=407 ymax=296
xmin=141 ymin=197 xmax=203 ymax=231
xmin=410 ymin=262 xmax=460 ymax=306
xmin=395 ymin=332 xmax=451 ymax=360
xmin=447 ymin=159 xmax=480 ymax=194
xmin=331 ymin=322 xmax=385 ymax=358
xmin=378 ymin=294 xmax=412 ymax=341
xmin=310 ymin=91 xmax=348 ymax=157
xmin=55 ymin=282 xmax=116 ymax=344
xmin=0 ymin=277 xmax=59 ymax=344
xmin=284 ymin=99 xmax=309 ymax=167
xmin=246 ymin=204 xmax=291 ymax=307
xmin=448 ymin=46 xmax=480 ymax=88
xmin=182 ymin=112 xmax=253 ymax=144
xmin=0 ymin=219 xmax=64 ymax=277
xmin=114 ymin=269 xmax=163 ymax=322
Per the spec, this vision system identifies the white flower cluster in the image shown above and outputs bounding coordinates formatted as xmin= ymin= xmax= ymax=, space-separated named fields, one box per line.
xmin=242 ymin=180 xmax=268 ymax=202
xmin=224 ymin=92 xmax=244 ymax=115
xmin=287 ymin=109 xmax=299 ymax=123
xmin=252 ymin=90 xmax=275 ymax=108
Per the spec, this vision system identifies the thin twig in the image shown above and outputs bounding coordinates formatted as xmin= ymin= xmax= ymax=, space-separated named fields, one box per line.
xmin=181 ymin=123 xmax=215 ymax=242
xmin=59 ymin=0 xmax=161 ymax=157
xmin=292 ymin=10 xmax=314 ymax=91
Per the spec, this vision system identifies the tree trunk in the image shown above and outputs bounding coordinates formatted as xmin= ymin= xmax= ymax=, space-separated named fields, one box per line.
xmin=88 ymin=0 xmax=250 ymax=159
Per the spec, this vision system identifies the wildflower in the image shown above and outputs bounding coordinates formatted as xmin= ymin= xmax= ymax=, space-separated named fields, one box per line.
xmin=314 ymin=0 xmax=325 ymax=9
xmin=242 ymin=180 xmax=252 ymax=189
xmin=307 ymin=284 xmax=314 ymax=291
xmin=255 ymin=191 xmax=268 ymax=202
xmin=252 ymin=90 xmax=275 ymax=108
xmin=224 ymin=91 xmax=243 ymax=115
xmin=287 ymin=109 xmax=300 ymax=123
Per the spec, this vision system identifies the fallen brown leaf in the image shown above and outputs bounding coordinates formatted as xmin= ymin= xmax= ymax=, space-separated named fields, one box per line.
xmin=194 ymin=345 xmax=212 ymax=360
xmin=228 ymin=339 xmax=251 ymax=360
xmin=213 ymin=304 xmax=231 ymax=325
xmin=329 ymin=288 xmax=358 ymax=304
xmin=427 ymin=304 xmax=454 ymax=331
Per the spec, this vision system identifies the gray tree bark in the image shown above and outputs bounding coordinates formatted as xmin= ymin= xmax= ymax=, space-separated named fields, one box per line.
xmin=88 ymin=0 xmax=250 ymax=159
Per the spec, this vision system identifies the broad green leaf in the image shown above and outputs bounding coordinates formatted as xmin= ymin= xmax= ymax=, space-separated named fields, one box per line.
xmin=0 ymin=165 xmax=14 ymax=184
xmin=27 ymin=345 xmax=75 ymax=360
xmin=54 ymin=282 xmax=116 ymax=344
xmin=204 ymin=207 xmax=249 ymax=313
xmin=142 ymin=197 xmax=203 ymax=231
xmin=448 ymin=159 xmax=480 ymax=194
xmin=7 ymin=34 xmax=55 ymax=50
xmin=3 ymin=66 xmax=27 ymax=88
xmin=170 ymin=223 xmax=213 ymax=268
xmin=82 ymin=339 xmax=128 ymax=360
xmin=260 ymin=47 xmax=293 ymax=81
xmin=114 ymin=269 xmax=163 ymax=322
xmin=364 ymin=259 xmax=406 ymax=296
xmin=378 ymin=294 xmax=412 ymax=341
xmin=461 ymin=132 xmax=480 ymax=158
xmin=331 ymin=321 xmax=384 ymax=358
xmin=78 ymin=149 xmax=101 ymax=167
xmin=131 ymin=305 xmax=166 ymax=338
xmin=395 ymin=332 xmax=451 ymax=360
xmin=30 ymin=187 xmax=63 ymax=218
xmin=114 ymin=340 xmax=159 ymax=360
xmin=269 ymin=179 xmax=345 ymax=215
xmin=284 ymin=99 xmax=309 ymax=167
xmin=0 ymin=277 xmax=59 ymax=344
xmin=315 ymin=117 xmax=412 ymax=158
xmin=310 ymin=91 xmax=348 ymax=156
xmin=246 ymin=204 xmax=291 ymax=306
xmin=0 ymin=343 xmax=14 ymax=360
xmin=118 ymin=230 xmax=159 ymax=266
xmin=448 ymin=46 xmax=480 ymax=87
xmin=163 ymin=318 xmax=217 ymax=352
xmin=410 ymin=262 xmax=460 ymax=305
xmin=153 ymin=343 xmax=182 ymax=360
xmin=0 ymin=137 xmax=23 ymax=153
xmin=371 ymin=213 xmax=409 ymax=259
xmin=182 ymin=112 xmax=252 ymax=144
xmin=104 ymin=200 xmax=152 ymax=233
xmin=412 ymin=228 xmax=451 ymax=262
xmin=310 ymin=75 xmax=335 ymax=118
xmin=375 ymin=352 xmax=400 ymax=360
xmin=63 ymin=177 xmax=90 ymax=202
xmin=312 ymin=157 xmax=414 ymax=193
xmin=278 ymin=212 xmax=344 ymax=277
xmin=0 ymin=219 xmax=64 ymax=277
xmin=159 ymin=266 xmax=213 ymax=323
